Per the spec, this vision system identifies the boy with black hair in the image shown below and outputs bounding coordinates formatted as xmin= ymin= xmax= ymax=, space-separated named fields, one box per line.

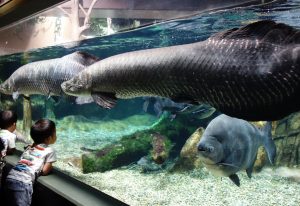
xmin=0 ymin=110 xmax=30 ymax=156
xmin=0 ymin=110 xmax=30 ymax=191
xmin=5 ymin=119 xmax=57 ymax=206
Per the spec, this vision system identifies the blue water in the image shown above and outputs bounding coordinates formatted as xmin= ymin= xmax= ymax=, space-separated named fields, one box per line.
xmin=3 ymin=1 xmax=300 ymax=205
xmin=0 ymin=0 xmax=299 ymax=80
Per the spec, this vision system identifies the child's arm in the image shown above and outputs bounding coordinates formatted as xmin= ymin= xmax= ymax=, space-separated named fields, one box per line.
xmin=14 ymin=130 xmax=32 ymax=144
xmin=41 ymin=162 xmax=53 ymax=176
xmin=41 ymin=148 xmax=57 ymax=176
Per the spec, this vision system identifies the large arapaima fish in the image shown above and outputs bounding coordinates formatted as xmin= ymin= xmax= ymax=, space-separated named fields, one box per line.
xmin=61 ymin=20 xmax=300 ymax=121
xmin=0 ymin=51 xmax=99 ymax=100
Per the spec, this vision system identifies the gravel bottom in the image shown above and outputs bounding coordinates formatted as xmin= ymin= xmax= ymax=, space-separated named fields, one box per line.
xmin=54 ymin=161 xmax=300 ymax=206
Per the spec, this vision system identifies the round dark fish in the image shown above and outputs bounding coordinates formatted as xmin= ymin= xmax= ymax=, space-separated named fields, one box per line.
xmin=197 ymin=114 xmax=276 ymax=186
xmin=61 ymin=20 xmax=300 ymax=121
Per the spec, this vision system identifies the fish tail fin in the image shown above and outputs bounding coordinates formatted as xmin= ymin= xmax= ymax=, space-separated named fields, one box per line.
xmin=262 ymin=122 xmax=276 ymax=165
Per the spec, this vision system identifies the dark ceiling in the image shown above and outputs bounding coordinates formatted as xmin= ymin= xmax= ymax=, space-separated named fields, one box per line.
xmin=0 ymin=0 xmax=66 ymax=30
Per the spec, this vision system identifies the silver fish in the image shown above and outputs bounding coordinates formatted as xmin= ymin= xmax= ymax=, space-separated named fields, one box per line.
xmin=197 ymin=114 xmax=276 ymax=186
xmin=61 ymin=20 xmax=300 ymax=121
xmin=0 ymin=51 xmax=99 ymax=100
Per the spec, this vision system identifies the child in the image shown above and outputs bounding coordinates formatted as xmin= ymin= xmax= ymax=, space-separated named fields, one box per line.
xmin=0 ymin=110 xmax=30 ymax=156
xmin=0 ymin=138 xmax=5 ymax=184
xmin=0 ymin=110 xmax=30 ymax=191
xmin=5 ymin=119 xmax=57 ymax=206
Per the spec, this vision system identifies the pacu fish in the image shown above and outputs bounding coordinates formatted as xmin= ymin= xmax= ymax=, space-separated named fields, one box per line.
xmin=197 ymin=114 xmax=276 ymax=186
xmin=0 ymin=51 xmax=99 ymax=99
xmin=61 ymin=20 xmax=300 ymax=121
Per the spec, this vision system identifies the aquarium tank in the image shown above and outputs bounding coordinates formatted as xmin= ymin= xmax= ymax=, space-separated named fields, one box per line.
xmin=0 ymin=0 xmax=300 ymax=205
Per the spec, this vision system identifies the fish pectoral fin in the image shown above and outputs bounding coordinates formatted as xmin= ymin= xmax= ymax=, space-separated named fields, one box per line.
xmin=246 ymin=167 xmax=253 ymax=179
xmin=75 ymin=96 xmax=94 ymax=104
xmin=143 ymin=100 xmax=150 ymax=112
xmin=229 ymin=174 xmax=240 ymax=187
xmin=91 ymin=92 xmax=117 ymax=109
xmin=12 ymin=91 xmax=20 ymax=100
xmin=246 ymin=153 xmax=257 ymax=179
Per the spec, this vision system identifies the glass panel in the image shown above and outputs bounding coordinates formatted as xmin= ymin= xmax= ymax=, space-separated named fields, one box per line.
xmin=1 ymin=0 xmax=300 ymax=205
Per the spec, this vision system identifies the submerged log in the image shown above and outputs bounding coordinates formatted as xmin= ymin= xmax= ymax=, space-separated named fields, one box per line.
xmin=82 ymin=132 xmax=153 ymax=173
xmin=81 ymin=114 xmax=202 ymax=173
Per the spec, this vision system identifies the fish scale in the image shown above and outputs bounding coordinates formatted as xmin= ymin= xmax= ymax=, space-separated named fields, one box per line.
xmin=62 ymin=20 xmax=300 ymax=121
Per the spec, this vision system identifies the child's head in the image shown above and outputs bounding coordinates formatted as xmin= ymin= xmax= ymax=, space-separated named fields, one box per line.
xmin=0 ymin=110 xmax=17 ymax=131
xmin=30 ymin=119 xmax=56 ymax=145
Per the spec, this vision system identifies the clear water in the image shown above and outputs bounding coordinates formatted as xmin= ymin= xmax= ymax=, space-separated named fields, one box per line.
xmin=1 ymin=0 xmax=300 ymax=205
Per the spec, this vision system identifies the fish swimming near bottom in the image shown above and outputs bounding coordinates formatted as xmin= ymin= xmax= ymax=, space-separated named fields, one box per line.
xmin=0 ymin=51 xmax=99 ymax=100
xmin=61 ymin=20 xmax=300 ymax=121
xmin=143 ymin=97 xmax=216 ymax=120
xmin=197 ymin=114 xmax=276 ymax=186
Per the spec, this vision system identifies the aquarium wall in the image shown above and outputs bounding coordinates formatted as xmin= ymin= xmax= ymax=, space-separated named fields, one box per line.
xmin=0 ymin=0 xmax=240 ymax=56
xmin=0 ymin=0 xmax=300 ymax=205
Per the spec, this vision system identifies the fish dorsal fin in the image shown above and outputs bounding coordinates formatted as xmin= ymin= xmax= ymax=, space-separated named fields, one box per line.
xmin=209 ymin=20 xmax=300 ymax=45
xmin=62 ymin=51 xmax=100 ymax=67
xmin=209 ymin=28 xmax=239 ymax=39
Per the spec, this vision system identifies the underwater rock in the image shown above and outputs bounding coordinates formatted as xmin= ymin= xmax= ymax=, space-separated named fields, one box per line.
xmin=150 ymin=133 xmax=172 ymax=164
xmin=252 ymin=112 xmax=300 ymax=168
xmin=136 ymin=156 xmax=163 ymax=173
xmin=273 ymin=112 xmax=300 ymax=167
xmin=64 ymin=157 xmax=82 ymax=169
xmin=172 ymin=128 xmax=205 ymax=172
xmin=288 ymin=112 xmax=300 ymax=131
xmin=253 ymin=147 xmax=267 ymax=172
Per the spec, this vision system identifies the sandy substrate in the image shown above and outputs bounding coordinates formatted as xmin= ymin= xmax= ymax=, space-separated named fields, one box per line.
xmin=15 ymin=115 xmax=300 ymax=206
xmin=54 ymin=161 xmax=300 ymax=206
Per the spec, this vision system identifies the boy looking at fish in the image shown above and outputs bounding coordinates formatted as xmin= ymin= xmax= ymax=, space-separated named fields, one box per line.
xmin=0 ymin=110 xmax=30 ymax=156
xmin=0 ymin=110 xmax=30 ymax=190
xmin=5 ymin=119 xmax=57 ymax=206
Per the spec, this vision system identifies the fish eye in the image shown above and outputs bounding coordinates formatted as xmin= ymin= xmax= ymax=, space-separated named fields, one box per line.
xmin=208 ymin=146 xmax=214 ymax=152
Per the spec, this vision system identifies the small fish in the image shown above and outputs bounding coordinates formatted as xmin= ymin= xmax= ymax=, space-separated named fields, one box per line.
xmin=143 ymin=97 xmax=191 ymax=118
xmin=197 ymin=114 xmax=276 ymax=186
xmin=0 ymin=51 xmax=99 ymax=101
xmin=143 ymin=97 xmax=216 ymax=121
xmin=61 ymin=20 xmax=300 ymax=121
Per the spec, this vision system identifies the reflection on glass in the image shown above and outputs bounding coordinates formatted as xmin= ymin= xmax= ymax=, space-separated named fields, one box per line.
xmin=0 ymin=0 xmax=300 ymax=205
